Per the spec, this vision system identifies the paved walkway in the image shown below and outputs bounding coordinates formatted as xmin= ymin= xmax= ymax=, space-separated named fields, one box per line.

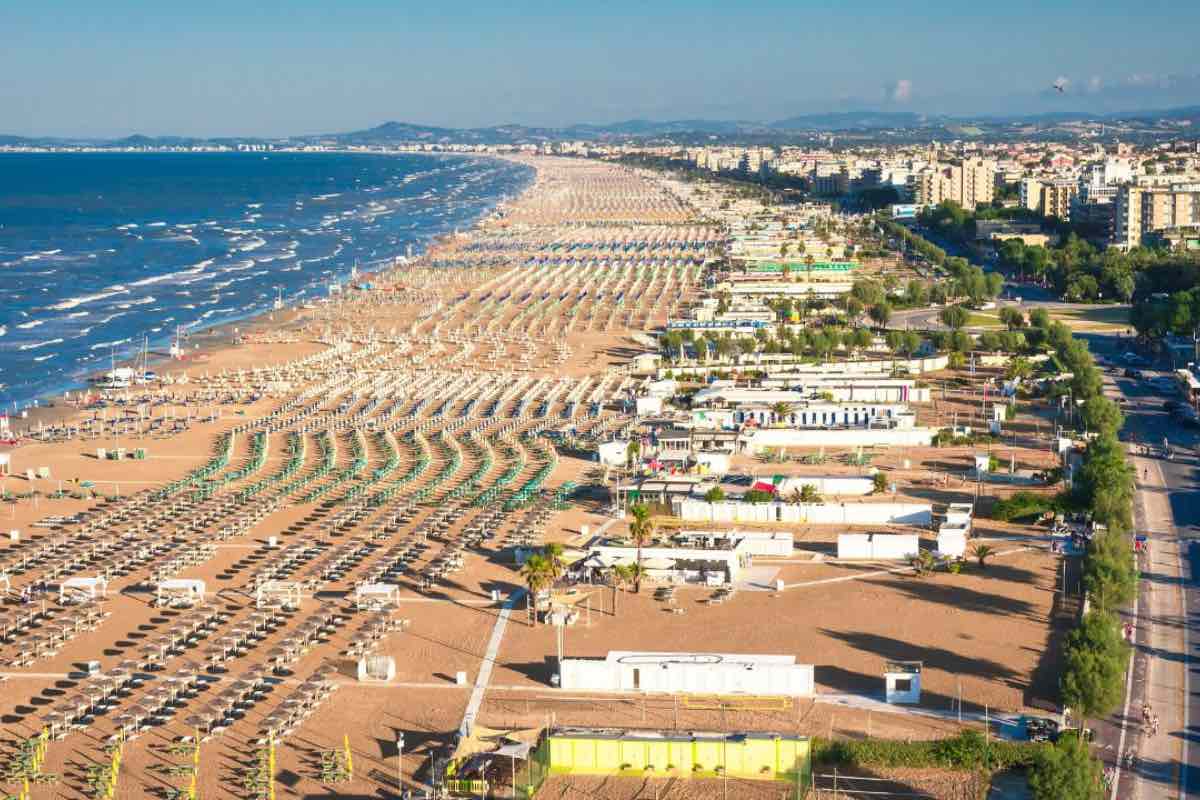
xmin=458 ymin=589 xmax=523 ymax=740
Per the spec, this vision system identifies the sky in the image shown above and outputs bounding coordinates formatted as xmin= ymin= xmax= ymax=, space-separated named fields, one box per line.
xmin=5 ymin=0 xmax=1200 ymax=138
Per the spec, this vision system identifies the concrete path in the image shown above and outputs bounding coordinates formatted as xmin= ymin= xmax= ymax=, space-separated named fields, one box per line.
xmin=458 ymin=589 xmax=523 ymax=740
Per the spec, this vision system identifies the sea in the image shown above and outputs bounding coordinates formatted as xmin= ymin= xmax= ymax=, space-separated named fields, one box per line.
xmin=0 ymin=151 xmax=533 ymax=409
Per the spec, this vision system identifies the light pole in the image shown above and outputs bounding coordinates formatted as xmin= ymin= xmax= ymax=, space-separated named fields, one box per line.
xmin=396 ymin=732 xmax=404 ymax=798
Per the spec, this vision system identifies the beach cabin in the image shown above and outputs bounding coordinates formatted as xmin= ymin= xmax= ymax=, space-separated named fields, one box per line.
xmin=60 ymin=576 xmax=108 ymax=604
xmin=357 ymin=655 xmax=397 ymax=682
xmin=256 ymin=580 xmax=303 ymax=611
xmin=560 ymin=651 xmax=815 ymax=697
xmin=353 ymin=583 xmax=400 ymax=611
xmin=884 ymin=661 xmax=923 ymax=704
xmin=155 ymin=578 xmax=206 ymax=608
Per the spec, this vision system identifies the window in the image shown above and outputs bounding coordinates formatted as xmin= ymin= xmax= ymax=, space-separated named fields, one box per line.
xmin=893 ymin=678 xmax=912 ymax=693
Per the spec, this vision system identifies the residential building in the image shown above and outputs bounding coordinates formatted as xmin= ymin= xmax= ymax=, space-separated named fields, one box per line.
xmin=1113 ymin=178 xmax=1200 ymax=250
xmin=910 ymin=158 xmax=996 ymax=208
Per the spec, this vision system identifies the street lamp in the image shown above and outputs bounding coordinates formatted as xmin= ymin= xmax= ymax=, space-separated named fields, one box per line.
xmin=396 ymin=732 xmax=405 ymax=798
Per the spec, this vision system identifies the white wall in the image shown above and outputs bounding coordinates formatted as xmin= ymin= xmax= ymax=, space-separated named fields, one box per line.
xmin=745 ymin=428 xmax=934 ymax=451
xmin=659 ymin=354 xmax=949 ymax=380
xmin=775 ymin=476 xmax=874 ymax=497
xmin=597 ymin=440 xmax=628 ymax=467
xmin=677 ymin=499 xmax=932 ymax=526
xmin=560 ymin=658 xmax=815 ymax=697
xmin=636 ymin=396 xmax=663 ymax=416
xmin=837 ymin=533 xmax=921 ymax=560
xmin=937 ymin=530 xmax=968 ymax=558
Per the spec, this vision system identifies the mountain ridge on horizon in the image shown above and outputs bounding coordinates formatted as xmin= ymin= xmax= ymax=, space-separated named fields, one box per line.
xmin=5 ymin=104 xmax=1200 ymax=146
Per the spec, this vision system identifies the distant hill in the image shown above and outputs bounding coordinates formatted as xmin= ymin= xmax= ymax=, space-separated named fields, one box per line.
xmin=5 ymin=103 xmax=1200 ymax=147
xmin=769 ymin=111 xmax=931 ymax=130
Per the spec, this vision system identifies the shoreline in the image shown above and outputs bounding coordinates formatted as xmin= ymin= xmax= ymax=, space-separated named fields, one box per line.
xmin=2 ymin=152 xmax=536 ymax=418
xmin=3 ymin=157 xmax=541 ymax=443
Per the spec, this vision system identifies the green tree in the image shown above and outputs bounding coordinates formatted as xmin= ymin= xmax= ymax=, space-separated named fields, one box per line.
xmin=770 ymin=401 xmax=794 ymax=425
xmin=703 ymin=486 xmax=725 ymax=503
xmin=1029 ymin=307 xmax=1052 ymax=330
xmin=625 ymin=439 xmax=641 ymax=468
xmin=939 ymin=304 xmax=969 ymax=330
xmin=998 ymin=306 xmax=1026 ymax=330
xmin=1060 ymin=610 xmax=1129 ymax=728
xmin=521 ymin=554 xmax=553 ymax=624
xmin=1005 ymin=356 xmax=1034 ymax=382
xmin=628 ymin=503 xmax=654 ymax=594
xmin=1083 ymin=530 xmax=1138 ymax=613
xmin=1080 ymin=396 xmax=1124 ymax=438
xmin=845 ymin=297 xmax=864 ymax=324
xmin=868 ymin=302 xmax=892 ymax=328
xmin=543 ymin=543 xmax=566 ymax=582
xmin=1029 ymin=734 xmax=1104 ymax=800
xmin=872 ymin=471 xmax=888 ymax=494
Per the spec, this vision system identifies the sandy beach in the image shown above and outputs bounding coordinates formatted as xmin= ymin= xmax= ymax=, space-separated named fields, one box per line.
xmin=0 ymin=156 xmax=1069 ymax=800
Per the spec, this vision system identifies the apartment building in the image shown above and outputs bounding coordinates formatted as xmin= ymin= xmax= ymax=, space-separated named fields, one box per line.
xmin=910 ymin=158 xmax=996 ymax=208
xmin=1113 ymin=178 xmax=1200 ymax=250
xmin=1020 ymin=178 xmax=1079 ymax=220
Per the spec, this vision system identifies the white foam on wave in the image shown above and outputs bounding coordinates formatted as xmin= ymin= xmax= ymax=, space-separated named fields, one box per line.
xmin=20 ymin=338 xmax=64 ymax=351
xmin=17 ymin=320 xmax=44 ymax=329
xmin=90 ymin=337 xmax=131 ymax=351
xmin=33 ymin=353 xmax=56 ymax=362
xmin=116 ymin=223 xmax=138 ymax=230
xmin=50 ymin=286 xmax=130 ymax=311
xmin=146 ymin=221 xmax=168 ymax=228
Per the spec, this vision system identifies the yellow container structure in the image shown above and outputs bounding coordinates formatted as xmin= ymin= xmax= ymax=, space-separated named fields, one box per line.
xmin=546 ymin=728 xmax=810 ymax=783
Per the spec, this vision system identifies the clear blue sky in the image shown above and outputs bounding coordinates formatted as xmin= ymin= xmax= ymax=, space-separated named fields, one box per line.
xmin=6 ymin=0 xmax=1200 ymax=137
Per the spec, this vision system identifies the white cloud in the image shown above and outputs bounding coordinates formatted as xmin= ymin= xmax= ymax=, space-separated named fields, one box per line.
xmin=1054 ymin=75 xmax=1071 ymax=91
xmin=886 ymin=79 xmax=913 ymax=103
xmin=1087 ymin=75 xmax=1103 ymax=94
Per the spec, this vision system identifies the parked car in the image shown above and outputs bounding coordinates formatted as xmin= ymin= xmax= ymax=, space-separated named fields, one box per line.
xmin=1024 ymin=716 xmax=1060 ymax=743
xmin=1124 ymin=368 xmax=1144 ymax=380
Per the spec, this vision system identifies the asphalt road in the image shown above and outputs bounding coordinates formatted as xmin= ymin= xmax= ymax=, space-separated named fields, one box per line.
xmin=1086 ymin=333 xmax=1200 ymax=799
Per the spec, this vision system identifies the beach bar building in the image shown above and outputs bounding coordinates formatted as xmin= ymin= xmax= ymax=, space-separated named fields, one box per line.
xmin=544 ymin=727 xmax=811 ymax=783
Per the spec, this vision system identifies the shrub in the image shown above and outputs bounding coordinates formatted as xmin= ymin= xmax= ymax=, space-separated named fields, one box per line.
xmin=742 ymin=489 xmax=774 ymax=504
xmin=811 ymin=731 xmax=1039 ymax=772
xmin=991 ymin=491 xmax=1059 ymax=522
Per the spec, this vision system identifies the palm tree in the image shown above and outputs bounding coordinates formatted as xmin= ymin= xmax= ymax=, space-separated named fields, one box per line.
xmin=798 ymin=483 xmax=822 ymax=503
xmin=628 ymin=503 xmax=653 ymax=594
xmin=1005 ymin=357 xmax=1033 ymax=382
xmin=770 ymin=402 xmax=794 ymax=426
xmin=521 ymin=554 xmax=552 ymax=625
xmin=910 ymin=550 xmax=937 ymax=578
xmin=625 ymin=440 xmax=641 ymax=470
xmin=543 ymin=543 xmax=566 ymax=582
xmin=971 ymin=544 xmax=994 ymax=569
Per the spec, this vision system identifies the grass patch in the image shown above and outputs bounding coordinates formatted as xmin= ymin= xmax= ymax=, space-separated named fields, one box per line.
xmin=965 ymin=312 xmax=1005 ymax=329
xmin=1049 ymin=305 xmax=1131 ymax=331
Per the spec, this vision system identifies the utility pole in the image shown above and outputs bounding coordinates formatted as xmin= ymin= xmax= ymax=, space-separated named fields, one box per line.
xmin=395 ymin=732 xmax=404 ymax=798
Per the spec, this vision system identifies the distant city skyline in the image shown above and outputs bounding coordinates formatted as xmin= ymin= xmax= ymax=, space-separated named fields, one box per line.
xmin=6 ymin=0 xmax=1200 ymax=138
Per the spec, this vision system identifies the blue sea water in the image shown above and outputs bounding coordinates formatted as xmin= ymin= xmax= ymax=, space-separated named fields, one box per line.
xmin=0 ymin=151 xmax=532 ymax=408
